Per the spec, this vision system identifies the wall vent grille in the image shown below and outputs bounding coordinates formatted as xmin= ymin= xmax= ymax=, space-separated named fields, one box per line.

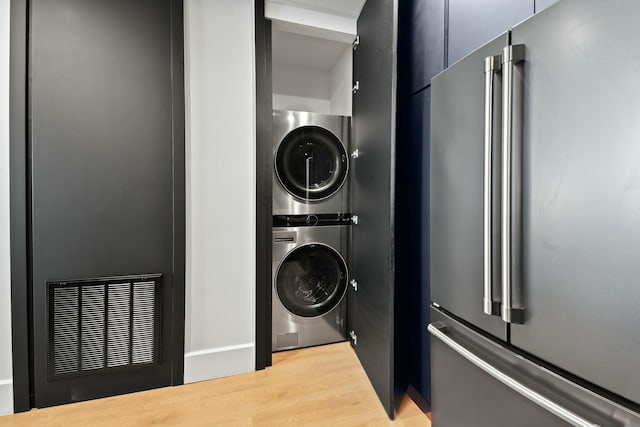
xmin=48 ymin=274 xmax=162 ymax=378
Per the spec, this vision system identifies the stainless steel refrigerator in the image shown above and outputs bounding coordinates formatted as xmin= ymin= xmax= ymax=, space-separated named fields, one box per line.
xmin=429 ymin=0 xmax=640 ymax=425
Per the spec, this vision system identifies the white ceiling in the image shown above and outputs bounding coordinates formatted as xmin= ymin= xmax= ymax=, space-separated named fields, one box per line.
xmin=272 ymin=29 xmax=350 ymax=71
xmin=268 ymin=0 xmax=366 ymax=18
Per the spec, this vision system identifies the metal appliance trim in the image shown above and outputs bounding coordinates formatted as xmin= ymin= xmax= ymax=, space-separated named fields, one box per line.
xmin=500 ymin=43 xmax=525 ymax=324
xmin=483 ymin=54 xmax=502 ymax=316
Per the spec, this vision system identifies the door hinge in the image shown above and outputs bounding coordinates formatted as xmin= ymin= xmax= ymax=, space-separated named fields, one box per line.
xmin=351 ymin=215 xmax=359 ymax=225
xmin=350 ymin=279 xmax=358 ymax=292
xmin=349 ymin=330 xmax=358 ymax=346
xmin=350 ymin=148 xmax=360 ymax=159
xmin=352 ymin=35 xmax=360 ymax=50
xmin=352 ymin=81 xmax=360 ymax=94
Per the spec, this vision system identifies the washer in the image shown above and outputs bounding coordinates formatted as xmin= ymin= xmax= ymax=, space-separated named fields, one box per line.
xmin=272 ymin=222 xmax=349 ymax=351
xmin=272 ymin=110 xmax=350 ymax=215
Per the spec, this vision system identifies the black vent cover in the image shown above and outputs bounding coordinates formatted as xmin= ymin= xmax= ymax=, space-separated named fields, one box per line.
xmin=48 ymin=274 xmax=161 ymax=378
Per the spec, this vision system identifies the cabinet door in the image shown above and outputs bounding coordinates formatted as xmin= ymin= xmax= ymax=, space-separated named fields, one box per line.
xmin=409 ymin=0 xmax=445 ymax=93
xmin=350 ymin=0 xmax=398 ymax=418
xmin=448 ymin=0 xmax=533 ymax=65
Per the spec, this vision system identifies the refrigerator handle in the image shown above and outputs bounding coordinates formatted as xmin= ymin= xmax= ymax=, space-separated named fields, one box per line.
xmin=500 ymin=44 xmax=525 ymax=324
xmin=483 ymin=55 xmax=502 ymax=316
xmin=428 ymin=323 xmax=601 ymax=427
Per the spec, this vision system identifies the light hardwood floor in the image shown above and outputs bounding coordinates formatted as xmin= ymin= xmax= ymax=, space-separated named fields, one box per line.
xmin=0 ymin=342 xmax=430 ymax=426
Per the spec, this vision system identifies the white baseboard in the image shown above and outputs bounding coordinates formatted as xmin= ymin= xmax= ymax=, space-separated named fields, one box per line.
xmin=184 ymin=343 xmax=255 ymax=384
xmin=0 ymin=379 xmax=13 ymax=416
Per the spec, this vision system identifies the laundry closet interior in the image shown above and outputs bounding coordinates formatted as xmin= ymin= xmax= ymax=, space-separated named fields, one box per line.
xmin=255 ymin=0 xmax=413 ymax=418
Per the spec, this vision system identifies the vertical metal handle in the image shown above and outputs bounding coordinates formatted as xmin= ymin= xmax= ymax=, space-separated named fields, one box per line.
xmin=483 ymin=55 xmax=501 ymax=316
xmin=501 ymin=44 xmax=525 ymax=324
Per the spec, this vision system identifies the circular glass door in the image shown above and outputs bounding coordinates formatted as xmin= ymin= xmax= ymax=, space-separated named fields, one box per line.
xmin=276 ymin=244 xmax=348 ymax=318
xmin=275 ymin=125 xmax=348 ymax=201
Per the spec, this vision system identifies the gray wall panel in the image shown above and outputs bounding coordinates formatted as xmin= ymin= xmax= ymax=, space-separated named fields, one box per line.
xmin=30 ymin=0 xmax=181 ymax=407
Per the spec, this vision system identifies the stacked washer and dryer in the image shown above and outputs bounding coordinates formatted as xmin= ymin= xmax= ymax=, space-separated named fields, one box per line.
xmin=272 ymin=110 xmax=352 ymax=351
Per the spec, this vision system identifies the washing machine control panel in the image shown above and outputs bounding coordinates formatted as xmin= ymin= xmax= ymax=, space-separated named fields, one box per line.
xmin=273 ymin=214 xmax=352 ymax=227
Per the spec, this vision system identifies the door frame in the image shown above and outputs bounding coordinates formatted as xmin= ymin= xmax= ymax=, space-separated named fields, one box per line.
xmin=9 ymin=0 xmax=30 ymax=413
xmin=254 ymin=0 xmax=273 ymax=370
xmin=9 ymin=0 xmax=186 ymax=411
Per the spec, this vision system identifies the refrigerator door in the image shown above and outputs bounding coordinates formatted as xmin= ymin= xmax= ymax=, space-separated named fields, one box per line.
xmin=430 ymin=35 xmax=508 ymax=340
xmin=430 ymin=307 xmax=640 ymax=427
xmin=509 ymin=0 xmax=640 ymax=405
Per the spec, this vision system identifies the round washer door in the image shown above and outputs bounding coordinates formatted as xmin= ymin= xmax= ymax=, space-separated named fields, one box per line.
xmin=276 ymin=243 xmax=348 ymax=318
xmin=275 ymin=125 xmax=348 ymax=201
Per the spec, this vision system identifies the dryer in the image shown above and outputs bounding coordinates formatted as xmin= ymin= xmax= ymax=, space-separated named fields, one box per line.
xmin=272 ymin=220 xmax=349 ymax=351
xmin=272 ymin=110 xmax=350 ymax=215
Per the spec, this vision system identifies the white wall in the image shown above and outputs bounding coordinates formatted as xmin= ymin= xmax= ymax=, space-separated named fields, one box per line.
xmin=184 ymin=0 xmax=256 ymax=383
xmin=265 ymin=1 xmax=356 ymax=43
xmin=272 ymin=62 xmax=331 ymax=113
xmin=0 ymin=0 xmax=13 ymax=416
xmin=329 ymin=46 xmax=352 ymax=116
xmin=272 ymin=62 xmax=330 ymax=100
xmin=272 ymin=42 xmax=352 ymax=116
xmin=273 ymin=94 xmax=330 ymax=114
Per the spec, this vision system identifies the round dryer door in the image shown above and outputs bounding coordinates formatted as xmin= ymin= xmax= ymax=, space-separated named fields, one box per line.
xmin=276 ymin=243 xmax=348 ymax=318
xmin=275 ymin=125 xmax=348 ymax=201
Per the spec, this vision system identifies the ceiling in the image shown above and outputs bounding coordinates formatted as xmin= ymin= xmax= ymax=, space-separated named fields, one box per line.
xmin=272 ymin=29 xmax=350 ymax=71
xmin=268 ymin=0 xmax=366 ymax=18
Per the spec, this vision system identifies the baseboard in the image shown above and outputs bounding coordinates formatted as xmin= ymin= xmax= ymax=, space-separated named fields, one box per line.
xmin=184 ymin=343 xmax=255 ymax=384
xmin=0 ymin=379 xmax=14 ymax=415
xmin=407 ymin=384 xmax=431 ymax=414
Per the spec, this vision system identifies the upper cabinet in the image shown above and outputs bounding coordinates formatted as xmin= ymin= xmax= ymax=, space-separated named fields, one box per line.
xmin=409 ymin=0 xmax=536 ymax=93
xmin=448 ymin=0 xmax=534 ymax=66
xmin=409 ymin=0 xmax=445 ymax=94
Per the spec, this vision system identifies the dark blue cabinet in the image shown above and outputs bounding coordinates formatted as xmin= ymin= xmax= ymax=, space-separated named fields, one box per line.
xmin=448 ymin=0 xmax=533 ymax=65
xmin=394 ymin=84 xmax=432 ymax=405
xmin=409 ymin=0 xmax=445 ymax=93
xmin=412 ymin=87 xmax=432 ymax=403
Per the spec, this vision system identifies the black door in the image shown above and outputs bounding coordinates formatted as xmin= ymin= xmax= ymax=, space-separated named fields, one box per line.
xmin=349 ymin=0 xmax=398 ymax=418
xmin=29 ymin=0 xmax=184 ymax=407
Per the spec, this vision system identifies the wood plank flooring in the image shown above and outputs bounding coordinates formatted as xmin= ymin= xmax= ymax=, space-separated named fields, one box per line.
xmin=0 ymin=342 xmax=430 ymax=426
